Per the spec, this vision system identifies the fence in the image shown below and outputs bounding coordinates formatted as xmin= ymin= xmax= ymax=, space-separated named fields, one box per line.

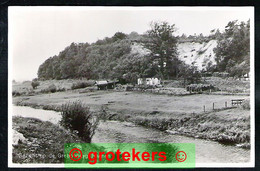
xmin=202 ymin=99 xmax=244 ymax=113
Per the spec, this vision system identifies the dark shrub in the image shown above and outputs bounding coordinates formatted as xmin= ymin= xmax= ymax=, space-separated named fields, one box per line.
xmin=12 ymin=90 xmax=21 ymax=97
xmin=59 ymin=101 xmax=99 ymax=143
xmin=71 ymin=81 xmax=92 ymax=90
xmin=40 ymin=84 xmax=57 ymax=94
xmin=241 ymin=99 xmax=250 ymax=110
xmin=48 ymin=84 xmax=57 ymax=93
xmin=197 ymin=49 xmax=207 ymax=55
xmin=31 ymin=81 xmax=40 ymax=89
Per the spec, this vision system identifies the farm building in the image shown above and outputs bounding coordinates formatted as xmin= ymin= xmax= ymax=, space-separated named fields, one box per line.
xmin=95 ymin=80 xmax=118 ymax=90
xmin=137 ymin=78 xmax=161 ymax=86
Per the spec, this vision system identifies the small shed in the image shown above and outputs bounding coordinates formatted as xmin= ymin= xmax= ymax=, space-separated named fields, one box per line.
xmin=95 ymin=80 xmax=118 ymax=90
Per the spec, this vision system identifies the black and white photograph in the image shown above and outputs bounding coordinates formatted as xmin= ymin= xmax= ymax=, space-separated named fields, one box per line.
xmin=8 ymin=7 xmax=254 ymax=167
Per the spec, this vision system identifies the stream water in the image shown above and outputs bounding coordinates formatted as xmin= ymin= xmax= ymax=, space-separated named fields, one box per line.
xmin=12 ymin=105 xmax=250 ymax=164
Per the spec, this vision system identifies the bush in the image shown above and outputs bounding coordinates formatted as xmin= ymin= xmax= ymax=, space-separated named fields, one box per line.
xmin=48 ymin=84 xmax=57 ymax=93
xmin=59 ymin=101 xmax=99 ymax=143
xmin=241 ymin=99 xmax=250 ymax=110
xmin=39 ymin=84 xmax=57 ymax=94
xmin=197 ymin=49 xmax=207 ymax=55
xmin=31 ymin=81 xmax=40 ymax=89
xmin=12 ymin=90 xmax=21 ymax=97
xmin=71 ymin=81 xmax=93 ymax=90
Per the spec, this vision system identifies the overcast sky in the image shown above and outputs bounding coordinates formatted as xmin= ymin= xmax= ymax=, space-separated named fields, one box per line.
xmin=9 ymin=7 xmax=253 ymax=82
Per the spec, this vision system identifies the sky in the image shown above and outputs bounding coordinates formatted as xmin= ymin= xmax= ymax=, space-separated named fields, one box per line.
xmin=9 ymin=7 xmax=253 ymax=82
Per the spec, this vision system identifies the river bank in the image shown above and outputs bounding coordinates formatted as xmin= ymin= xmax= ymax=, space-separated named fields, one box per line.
xmin=12 ymin=116 xmax=84 ymax=163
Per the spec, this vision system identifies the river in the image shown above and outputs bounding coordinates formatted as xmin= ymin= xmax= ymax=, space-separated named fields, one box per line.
xmin=12 ymin=105 xmax=250 ymax=164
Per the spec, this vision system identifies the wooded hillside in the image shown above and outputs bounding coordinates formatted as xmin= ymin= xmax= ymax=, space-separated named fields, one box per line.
xmin=37 ymin=20 xmax=250 ymax=82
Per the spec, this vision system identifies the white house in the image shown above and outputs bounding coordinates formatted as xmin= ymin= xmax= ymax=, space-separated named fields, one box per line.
xmin=137 ymin=78 xmax=161 ymax=86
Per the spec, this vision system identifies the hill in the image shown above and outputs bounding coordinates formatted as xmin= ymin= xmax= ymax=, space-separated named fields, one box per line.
xmin=37 ymin=36 xmax=217 ymax=81
xmin=132 ymin=39 xmax=219 ymax=71
xmin=37 ymin=20 xmax=250 ymax=81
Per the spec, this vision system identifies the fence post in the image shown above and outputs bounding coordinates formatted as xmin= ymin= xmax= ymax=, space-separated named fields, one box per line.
xmin=225 ymin=101 xmax=227 ymax=108
xmin=204 ymin=105 xmax=205 ymax=112
xmin=213 ymin=103 xmax=214 ymax=110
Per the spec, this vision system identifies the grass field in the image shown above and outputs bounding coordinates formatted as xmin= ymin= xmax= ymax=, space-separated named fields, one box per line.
xmin=13 ymin=76 xmax=250 ymax=96
xmin=13 ymin=87 xmax=251 ymax=146
xmin=14 ymin=90 xmax=249 ymax=114
xmin=12 ymin=79 xmax=95 ymax=96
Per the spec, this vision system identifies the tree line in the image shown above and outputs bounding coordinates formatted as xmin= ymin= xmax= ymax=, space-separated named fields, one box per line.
xmin=213 ymin=20 xmax=250 ymax=77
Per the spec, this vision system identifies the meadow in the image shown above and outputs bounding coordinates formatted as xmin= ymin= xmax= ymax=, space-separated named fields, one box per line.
xmin=12 ymin=78 xmax=251 ymax=147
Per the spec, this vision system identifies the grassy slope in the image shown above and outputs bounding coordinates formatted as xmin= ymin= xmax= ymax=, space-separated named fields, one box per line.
xmin=12 ymin=79 xmax=95 ymax=96
xmin=12 ymin=116 xmax=84 ymax=163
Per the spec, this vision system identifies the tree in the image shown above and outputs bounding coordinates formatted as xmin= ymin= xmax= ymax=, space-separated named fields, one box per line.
xmin=180 ymin=33 xmax=187 ymax=39
xmin=112 ymin=32 xmax=127 ymax=42
xmin=128 ymin=31 xmax=139 ymax=40
xmin=213 ymin=20 xmax=250 ymax=76
xmin=31 ymin=79 xmax=40 ymax=89
xmin=214 ymin=29 xmax=222 ymax=39
xmin=144 ymin=21 xmax=179 ymax=79
xmin=178 ymin=62 xmax=201 ymax=87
